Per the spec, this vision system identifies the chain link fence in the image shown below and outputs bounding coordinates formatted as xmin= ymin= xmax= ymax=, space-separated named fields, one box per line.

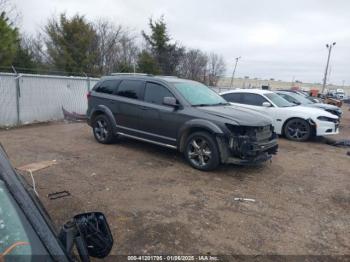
xmin=0 ymin=72 xmax=99 ymax=127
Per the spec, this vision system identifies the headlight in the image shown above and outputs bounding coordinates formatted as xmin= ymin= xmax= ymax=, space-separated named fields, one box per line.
xmin=317 ymin=116 xmax=338 ymax=122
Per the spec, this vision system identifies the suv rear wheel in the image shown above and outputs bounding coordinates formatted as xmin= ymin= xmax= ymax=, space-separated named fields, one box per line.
xmin=184 ymin=131 xmax=220 ymax=171
xmin=93 ymin=115 xmax=116 ymax=144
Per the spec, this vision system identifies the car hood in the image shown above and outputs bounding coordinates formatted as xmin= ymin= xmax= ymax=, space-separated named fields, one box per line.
xmin=307 ymin=103 xmax=341 ymax=111
xmin=281 ymin=105 xmax=339 ymax=119
xmin=197 ymin=105 xmax=273 ymax=126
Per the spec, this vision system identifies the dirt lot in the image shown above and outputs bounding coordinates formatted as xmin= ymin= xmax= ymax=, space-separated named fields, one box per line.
xmin=1 ymin=106 xmax=350 ymax=257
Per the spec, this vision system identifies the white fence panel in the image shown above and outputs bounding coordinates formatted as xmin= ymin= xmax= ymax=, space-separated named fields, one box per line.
xmin=0 ymin=72 xmax=99 ymax=126
xmin=0 ymin=73 xmax=17 ymax=126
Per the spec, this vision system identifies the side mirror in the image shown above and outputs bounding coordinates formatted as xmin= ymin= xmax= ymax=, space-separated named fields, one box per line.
xmin=163 ymin=97 xmax=178 ymax=107
xmin=262 ymin=102 xmax=272 ymax=107
xmin=74 ymin=212 xmax=113 ymax=258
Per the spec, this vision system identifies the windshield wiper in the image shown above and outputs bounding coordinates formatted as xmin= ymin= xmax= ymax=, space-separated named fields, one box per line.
xmin=214 ymin=102 xmax=230 ymax=106
xmin=282 ymin=104 xmax=298 ymax=107
xmin=192 ymin=103 xmax=213 ymax=107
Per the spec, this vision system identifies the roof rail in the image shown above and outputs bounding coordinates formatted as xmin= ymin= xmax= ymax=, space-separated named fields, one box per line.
xmin=111 ymin=73 xmax=153 ymax=76
xmin=156 ymin=75 xmax=179 ymax=78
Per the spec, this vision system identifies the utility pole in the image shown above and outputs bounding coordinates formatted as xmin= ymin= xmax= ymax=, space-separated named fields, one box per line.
xmin=321 ymin=42 xmax=336 ymax=94
xmin=230 ymin=56 xmax=241 ymax=88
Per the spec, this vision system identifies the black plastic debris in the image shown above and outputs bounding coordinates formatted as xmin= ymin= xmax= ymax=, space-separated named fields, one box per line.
xmin=48 ymin=190 xmax=71 ymax=200
xmin=333 ymin=139 xmax=350 ymax=147
xmin=323 ymin=137 xmax=350 ymax=148
xmin=62 ymin=107 xmax=87 ymax=121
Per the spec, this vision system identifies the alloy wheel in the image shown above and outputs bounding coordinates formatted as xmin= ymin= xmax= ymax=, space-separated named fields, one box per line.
xmin=287 ymin=120 xmax=309 ymax=140
xmin=94 ymin=119 xmax=109 ymax=142
xmin=187 ymin=137 xmax=212 ymax=168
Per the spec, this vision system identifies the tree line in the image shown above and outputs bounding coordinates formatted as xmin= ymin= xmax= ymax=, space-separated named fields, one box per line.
xmin=0 ymin=3 xmax=226 ymax=86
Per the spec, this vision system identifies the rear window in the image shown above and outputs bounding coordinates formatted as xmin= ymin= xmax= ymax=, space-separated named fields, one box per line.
xmin=116 ymin=80 xmax=144 ymax=100
xmin=94 ymin=80 xmax=119 ymax=94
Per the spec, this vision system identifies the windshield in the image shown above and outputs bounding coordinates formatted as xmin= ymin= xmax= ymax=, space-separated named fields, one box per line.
xmin=284 ymin=92 xmax=314 ymax=105
xmin=265 ymin=93 xmax=295 ymax=107
xmin=0 ymin=180 xmax=49 ymax=259
xmin=174 ymin=81 xmax=228 ymax=106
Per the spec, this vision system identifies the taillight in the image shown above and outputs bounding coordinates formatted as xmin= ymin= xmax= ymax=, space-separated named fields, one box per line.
xmin=87 ymin=91 xmax=91 ymax=99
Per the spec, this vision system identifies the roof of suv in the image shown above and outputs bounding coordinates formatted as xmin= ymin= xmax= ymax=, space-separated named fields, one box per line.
xmin=220 ymin=89 xmax=274 ymax=95
xmin=100 ymin=74 xmax=192 ymax=84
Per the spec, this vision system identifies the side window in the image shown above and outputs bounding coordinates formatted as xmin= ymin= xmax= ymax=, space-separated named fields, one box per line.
xmin=95 ymin=80 xmax=118 ymax=94
xmin=144 ymin=82 xmax=174 ymax=105
xmin=242 ymin=93 xmax=268 ymax=106
xmin=116 ymin=80 xmax=144 ymax=100
xmin=222 ymin=93 xmax=242 ymax=103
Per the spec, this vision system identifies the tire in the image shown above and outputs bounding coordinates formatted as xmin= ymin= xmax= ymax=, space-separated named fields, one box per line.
xmin=284 ymin=118 xmax=311 ymax=142
xmin=92 ymin=115 xmax=116 ymax=144
xmin=184 ymin=131 xmax=220 ymax=171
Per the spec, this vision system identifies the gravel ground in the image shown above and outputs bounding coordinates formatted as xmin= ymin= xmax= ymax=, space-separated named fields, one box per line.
xmin=0 ymin=106 xmax=349 ymax=257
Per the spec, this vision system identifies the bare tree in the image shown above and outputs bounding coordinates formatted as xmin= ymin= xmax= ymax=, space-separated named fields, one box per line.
xmin=94 ymin=19 xmax=122 ymax=74
xmin=94 ymin=19 xmax=139 ymax=74
xmin=178 ymin=49 xmax=208 ymax=82
xmin=21 ymin=33 xmax=48 ymax=65
xmin=207 ymin=53 xmax=226 ymax=86
xmin=115 ymin=32 xmax=139 ymax=72
xmin=0 ymin=0 xmax=20 ymax=25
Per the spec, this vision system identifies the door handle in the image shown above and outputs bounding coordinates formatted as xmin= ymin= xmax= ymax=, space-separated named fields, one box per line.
xmin=139 ymin=106 xmax=149 ymax=110
xmin=109 ymin=100 xmax=115 ymax=104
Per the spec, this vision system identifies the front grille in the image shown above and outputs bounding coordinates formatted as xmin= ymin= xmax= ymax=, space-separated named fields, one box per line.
xmin=226 ymin=124 xmax=273 ymax=143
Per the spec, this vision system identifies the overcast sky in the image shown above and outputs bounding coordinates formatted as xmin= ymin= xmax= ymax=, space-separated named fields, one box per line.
xmin=12 ymin=0 xmax=350 ymax=84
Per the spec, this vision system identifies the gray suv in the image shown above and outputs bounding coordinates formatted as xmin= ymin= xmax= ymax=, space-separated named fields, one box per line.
xmin=87 ymin=74 xmax=278 ymax=170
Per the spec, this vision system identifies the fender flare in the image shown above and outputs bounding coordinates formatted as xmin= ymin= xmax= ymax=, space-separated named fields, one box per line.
xmin=177 ymin=119 xmax=224 ymax=152
xmin=89 ymin=105 xmax=118 ymax=134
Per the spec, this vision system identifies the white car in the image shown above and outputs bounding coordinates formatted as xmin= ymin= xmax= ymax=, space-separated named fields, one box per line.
xmin=220 ymin=89 xmax=339 ymax=141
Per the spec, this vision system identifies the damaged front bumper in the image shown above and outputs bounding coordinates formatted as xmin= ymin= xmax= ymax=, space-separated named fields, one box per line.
xmin=217 ymin=133 xmax=278 ymax=165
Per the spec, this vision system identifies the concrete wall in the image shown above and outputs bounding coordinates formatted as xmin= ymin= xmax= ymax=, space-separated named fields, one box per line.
xmin=218 ymin=77 xmax=350 ymax=94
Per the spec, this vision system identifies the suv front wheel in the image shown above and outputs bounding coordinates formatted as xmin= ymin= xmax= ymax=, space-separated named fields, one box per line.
xmin=93 ymin=115 xmax=116 ymax=144
xmin=184 ymin=131 xmax=220 ymax=171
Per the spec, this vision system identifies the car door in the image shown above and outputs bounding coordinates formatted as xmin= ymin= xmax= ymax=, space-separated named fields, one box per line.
xmin=113 ymin=79 xmax=145 ymax=131
xmin=231 ymin=93 xmax=280 ymax=127
xmin=224 ymin=92 xmax=267 ymax=111
xmin=221 ymin=92 xmax=243 ymax=104
xmin=242 ymin=93 xmax=281 ymax=127
xmin=137 ymin=81 xmax=180 ymax=146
